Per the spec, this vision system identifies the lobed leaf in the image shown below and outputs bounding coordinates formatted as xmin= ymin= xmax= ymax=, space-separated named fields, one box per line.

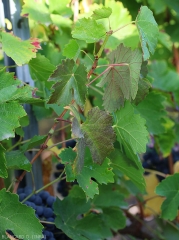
xmin=136 ymin=6 xmax=159 ymax=60
xmin=92 ymin=7 xmax=112 ymax=20
xmin=63 ymin=39 xmax=81 ymax=61
xmin=155 ymin=173 xmax=179 ymax=220
xmin=114 ymin=101 xmax=148 ymax=155
xmin=48 ymin=59 xmax=87 ymax=108
xmin=28 ymin=53 xmax=56 ymax=82
xmin=1 ymin=32 xmax=36 ymax=66
xmin=6 ymin=150 xmax=31 ymax=171
xmin=0 ymin=189 xmax=43 ymax=239
xmin=72 ymin=18 xmax=106 ymax=43
xmin=81 ymin=107 xmax=116 ymax=164
xmin=97 ymin=44 xmax=142 ymax=112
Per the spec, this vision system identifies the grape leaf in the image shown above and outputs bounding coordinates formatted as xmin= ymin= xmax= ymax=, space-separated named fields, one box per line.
xmin=155 ymin=173 xmax=179 ymax=220
xmin=54 ymin=185 xmax=125 ymax=240
xmin=63 ymin=39 xmax=80 ymax=61
xmin=110 ymin=148 xmax=145 ymax=192
xmin=49 ymin=0 xmax=73 ymax=17
xmin=72 ymin=18 xmax=106 ymax=43
xmin=0 ymin=189 xmax=43 ymax=239
xmin=136 ymin=6 xmax=159 ymax=60
xmin=92 ymin=184 xmax=128 ymax=208
xmin=60 ymin=148 xmax=114 ymax=198
xmin=21 ymin=0 xmax=51 ymax=23
xmin=0 ymin=144 xmax=8 ymax=178
xmin=0 ymin=102 xmax=26 ymax=141
xmin=21 ymin=135 xmax=47 ymax=152
xmin=0 ymin=68 xmax=43 ymax=105
xmin=81 ymin=107 xmax=115 ymax=164
xmin=1 ymin=32 xmax=36 ymax=66
xmin=149 ymin=61 xmax=179 ymax=92
xmin=114 ymin=101 xmax=148 ymax=155
xmin=6 ymin=150 xmax=31 ymax=171
xmin=48 ymin=59 xmax=87 ymax=108
xmin=133 ymin=78 xmax=151 ymax=105
xmin=77 ymin=155 xmax=114 ymax=199
xmin=92 ymin=7 xmax=112 ymax=20
xmin=97 ymin=44 xmax=142 ymax=112
xmin=28 ymin=53 xmax=56 ymax=82
xmin=54 ymin=186 xmax=91 ymax=240
xmin=136 ymin=91 xmax=167 ymax=134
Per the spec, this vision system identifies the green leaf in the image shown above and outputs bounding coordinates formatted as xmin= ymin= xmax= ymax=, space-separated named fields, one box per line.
xmin=6 ymin=150 xmax=31 ymax=171
xmin=0 ymin=68 xmax=43 ymax=105
xmin=92 ymin=184 xmax=128 ymax=208
xmin=81 ymin=107 xmax=115 ymax=164
xmin=54 ymin=185 xmax=125 ymax=239
xmin=135 ymin=6 xmax=159 ymax=60
xmin=0 ymin=102 xmax=26 ymax=141
xmin=155 ymin=173 xmax=179 ymax=220
xmin=0 ymin=189 xmax=43 ymax=239
xmin=21 ymin=0 xmax=51 ymax=23
xmin=149 ymin=61 xmax=179 ymax=92
xmin=1 ymin=32 xmax=36 ymax=66
xmin=114 ymin=101 xmax=148 ymax=155
xmin=0 ymin=144 xmax=8 ymax=178
xmin=54 ymin=186 xmax=91 ymax=240
xmin=155 ymin=128 xmax=175 ymax=157
xmin=29 ymin=53 xmax=56 ymax=82
xmin=110 ymin=148 xmax=145 ymax=192
xmin=97 ymin=44 xmax=142 ymax=112
xmin=60 ymin=148 xmax=114 ymax=198
xmin=72 ymin=18 xmax=106 ymax=43
xmin=133 ymin=78 xmax=151 ymax=105
xmin=77 ymin=155 xmax=114 ymax=199
xmin=21 ymin=135 xmax=47 ymax=152
xmin=48 ymin=59 xmax=87 ymax=108
xmin=92 ymin=7 xmax=112 ymax=20
xmin=136 ymin=91 xmax=167 ymax=134
xmin=63 ymin=39 xmax=80 ymax=61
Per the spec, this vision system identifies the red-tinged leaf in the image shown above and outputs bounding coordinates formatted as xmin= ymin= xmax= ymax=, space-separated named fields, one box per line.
xmin=97 ymin=44 xmax=142 ymax=113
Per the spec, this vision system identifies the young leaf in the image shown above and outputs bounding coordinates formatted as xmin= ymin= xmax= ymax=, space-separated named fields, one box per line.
xmin=6 ymin=150 xmax=31 ymax=171
xmin=1 ymin=32 xmax=36 ymax=66
xmin=72 ymin=18 xmax=106 ymax=43
xmin=81 ymin=107 xmax=116 ymax=164
xmin=97 ymin=44 xmax=142 ymax=112
xmin=155 ymin=173 xmax=179 ymax=221
xmin=63 ymin=39 xmax=81 ymax=61
xmin=0 ymin=144 xmax=8 ymax=178
xmin=21 ymin=135 xmax=47 ymax=152
xmin=135 ymin=6 xmax=159 ymax=60
xmin=136 ymin=91 xmax=167 ymax=134
xmin=28 ymin=53 xmax=56 ymax=82
xmin=48 ymin=59 xmax=87 ymax=108
xmin=92 ymin=7 xmax=112 ymax=20
xmin=0 ymin=189 xmax=43 ymax=239
xmin=114 ymin=101 xmax=148 ymax=155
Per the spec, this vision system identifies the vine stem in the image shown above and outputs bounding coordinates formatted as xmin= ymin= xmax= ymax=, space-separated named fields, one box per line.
xmin=86 ymin=63 xmax=129 ymax=87
xmin=144 ymin=168 xmax=168 ymax=178
xmin=112 ymin=21 xmax=135 ymax=34
xmin=21 ymin=171 xmax=65 ymax=203
xmin=13 ymin=100 xmax=75 ymax=193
